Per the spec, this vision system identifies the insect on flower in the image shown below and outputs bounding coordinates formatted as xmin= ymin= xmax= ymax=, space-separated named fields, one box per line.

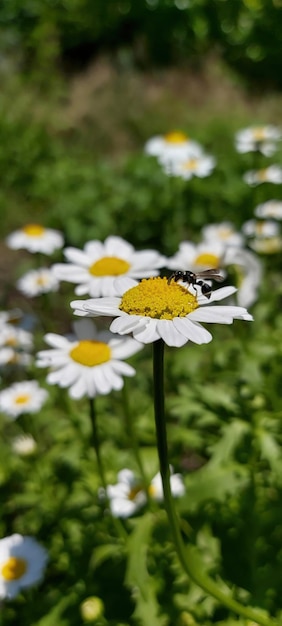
xmin=168 ymin=269 xmax=224 ymax=299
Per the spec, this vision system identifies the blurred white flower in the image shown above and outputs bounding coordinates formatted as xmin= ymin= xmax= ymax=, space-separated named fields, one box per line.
xmin=242 ymin=219 xmax=279 ymax=239
xmin=17 ymin=268 xmax=59 ymax=297
xmin=149 ymin=471 xmax=185 ymax=501
xmin=0 ymin=348 xmax=32 ymax=367
xmin=161 ymin=154 xmax=216 ymax=180
xmin=223 ymin=246 xmax=262 ymax=308
xmin=71 ymin=277 xmax=252 ymax=348
xmin=0 ymin=534 xmax=48 ymax=599
xmin=202 ymin=222 xmax=244 ymax=248
xmin=36 ymin=319 xmax=142 ymax=399
xmin=243 ymin=165 xmax=282 ymax=186
xmin=255 ymin=200 xmax=282 ymax=220
xmin=53 ymin=236 xmax=166 ymax=297
xmin=0 ymin=381 xmax=48 ymax=419
xmin=144 ymin=131 xmax=203 ymax=161
xmin=105 ymin=468 xmax=185 ymax=518
xmin=248 ymin=236 xmax=282 ymax=255
xmin=235 ymin=125 xmax=281 ymax=156
xmin=11 ymin=434 xmax=37 ymax=456
xmin=6 ymin=224 xmax=64 ymax=255
xmin=0 ymin=324 xmax=33 ymax=352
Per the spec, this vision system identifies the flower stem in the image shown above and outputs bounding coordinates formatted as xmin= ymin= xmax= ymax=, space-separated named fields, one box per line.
xmin=152 ymin=339 xmax=278 ymax=626
xmin=88 ymin=397 xmax=107 ymax=492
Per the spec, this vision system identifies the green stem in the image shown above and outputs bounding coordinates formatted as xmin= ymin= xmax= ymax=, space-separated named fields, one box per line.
xmin=121 ymin=382 xmax=148 ymax=488
xmin=88 ymin=397 xmax=107 ymax=491
xmin=152 ymin=339 xmax=278 ymax=626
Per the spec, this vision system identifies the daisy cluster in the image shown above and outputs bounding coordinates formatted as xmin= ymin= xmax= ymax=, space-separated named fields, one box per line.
xmin=144 ymin=131 xmax=216 ymax=180
xmin=233 ymin=124 xmax=282 ymax=254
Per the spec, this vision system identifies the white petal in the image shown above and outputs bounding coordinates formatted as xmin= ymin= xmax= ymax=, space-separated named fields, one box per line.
xmin=157 ymin=320 xmax=188 ymax=347
xmin=132 ymin=319 xmax=160 ymax=343
xmin=173 ymin=317 xmax=212 ymax=344
xmin=110 ymin=315 xmax=146 ymax=335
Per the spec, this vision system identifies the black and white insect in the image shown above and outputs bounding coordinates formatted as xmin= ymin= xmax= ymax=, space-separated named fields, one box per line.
xmin=167 ymin=269 xmax=224 ymax=299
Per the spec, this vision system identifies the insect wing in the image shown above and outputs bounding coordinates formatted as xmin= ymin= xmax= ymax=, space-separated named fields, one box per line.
xmin=196 ymin=269 xmax=224 ymax=283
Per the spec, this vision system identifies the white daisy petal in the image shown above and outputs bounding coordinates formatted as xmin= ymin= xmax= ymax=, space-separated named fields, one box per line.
xmin=0 ymin=534 xmax=48 ymax=599
xmin=173 ymin=317 xmax=212 ymax=344
xmin=157 ymin=319 xmax=188 ymax=347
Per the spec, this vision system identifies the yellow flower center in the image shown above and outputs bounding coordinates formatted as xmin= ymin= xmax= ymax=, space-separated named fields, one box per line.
xmin=5 ymin=337 xmax=18 ymax=347
xmin=128 ymin=485 xmax=143 ymax=500
xmin=194 ymin=253 xmax=220 ymax=268
xmin=148 ymin=484 xmax=157 ymax=498
xmin=252 ymin=127 xmax=267 ymax=141
xmin=70 ymin=340 xmax=111 ymax=366
xmin=89 ymin=257 xmax=131 ymax=277
xmin=15 ymin=394 xmax=31 ymax=405
xmin=218 ymin=227 xmax=233 ymax=240
xmin=36 ymin=275 xmax=48 ymax=286
xmin=22 ymin=224 xmax=45 ymax=237
xmin=257 ymin=169 xmax=268 ymax=182
xmin=1 ymin=557 xmax=27 ymax=581
xmin=182 ymin=158 xmax=198 ymax=171
xmin=164 ymin=131 xmax=188 ymax=144
xmin=119 ymin=277 xmax=198 ymax=320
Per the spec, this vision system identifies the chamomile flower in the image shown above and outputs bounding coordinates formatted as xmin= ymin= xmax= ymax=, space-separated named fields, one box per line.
xmin=52 ymin=236 xmax=166 ymax=297
xmin=17 ymin=268 xmax=59 ymax=297
xmin=248 ymin=236 xmax=282 ymax=255
xmin=162 ymin=154 xmax=216 ymax=180
xmin=0 ymin=324 xmax=33 ymax=352
xmin=0 ymin=381 xmax=48 ymax=419
xmin=6 ymin=224 xmax=64 ymax=255
xmin=255 ymin=200 xmax=282 ymax=220
xmin=71 ymin=276 xmax=252 ymax=348
xmin=105 ymin=468 xmax=185 ymax=518
xmin=243 ymin=165 xmax=282 ymax=186
xmin=242 ymin=219 xmax=279 ymax=239
xmin=36 ymin=319 xmax=142 ymax=399
xmin=144 ymin=131 xmax=203 ymax=161
xmin=235 ymin=125 xmax=281 ymax=156
xmin=149 ymin=471 xmax=185 ymax=501
xmin=202 ymin=222 xmax=244 ymax=248
xmin=0 ymin=534 xmax=48 ymax=599
xmin=0 ymin=347 xmax=32 ymax=367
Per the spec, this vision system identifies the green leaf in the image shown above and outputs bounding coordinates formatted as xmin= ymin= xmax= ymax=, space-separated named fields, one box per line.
xmin=179 ymin=463 xmax=249 ymax=513
xmin=125 ymin=512 xmax=167 ymax=626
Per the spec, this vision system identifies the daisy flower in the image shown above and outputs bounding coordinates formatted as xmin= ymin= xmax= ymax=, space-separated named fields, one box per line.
xmin=36 ymin=319 xmax=143 ymax=399
xmin=235 ymin=125 xmax=281 ymax=156
xmin=105 ymin=468 xmax=185 ymax=518
xmin=0 ymin=324 xmax=33 ymax=352
xmin=242 ymin=219 xmax=279 ymax=239
xmin=255 ymin=200 xmax=282 ymax=220
xmin=243 ymin=165 xmax=282 ymax=186
xmin=71 ymin=276 xmax=252 ymax=348
xmin=52 ymin=236 xmax=166 ymax=297
xmin=6 ymin=224 xmax=64 ymax=255
xmin=144 ymin=131 xmax=203 ymax=161
xmin=0 ymin=381 xmax=48 ymax=419
xmin=161 ymin=154 xmax=216 ymax=180
xmin=248 ymin=236 xmax=282 ymax=255
xmin=17 ymin=268 xmax=59 ymax=297
xmin=0 ymin=347 xmax=32 ymax=367
xmin=0 ymin=534 xmax=48 ymax=599
xmin=202 ymin=222 xmax=244 ymax=248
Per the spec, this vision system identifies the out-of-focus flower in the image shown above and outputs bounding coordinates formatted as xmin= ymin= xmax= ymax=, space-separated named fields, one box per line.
xmin=255 ymin=200 xmax=282 ymax=220
xmin=248 ymin=237 xmax=282 ymax=254
xmin=0 ymin=381 xmax=48 ymax=419
xmin=161 ymin=154 xmax=216 ymax=180
xmin=243 ymin=165 xmax=282 ymax=186
xmin=71 ymin=276 xmax=252 ymax=348
xmin=0 ymin=324 xmax=33 ymax=352
xmin=242 ymin=219 xmax=279 ymax=239
xmin=11 ymin=434 xmax=37 ymax=456
xmin=17 ymin=268 xmax=59 ymax=297
xmin=6 ymin=224 xmax=64 ymax=255
xmin=0 ymin=534 xmax=48 ymax=599
xmin=144 ymin=131 xmax=203 ymax=161
xmin=52 ymin=236 xmax=166 ymax=297
xmin=202 ymin=222 xmax=244 ymax=248
xmin=148 ymin=471 xmax=185 ymax=501
xmin=0 ymin=348 xmax=32 ymax=367
xmin=235 ymin=125 xmax=282 ymax=156
xmin=36 ymin=319 xmax=142 ymax=399
xmin=105 ymin=468 xmax=185 ymax=518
